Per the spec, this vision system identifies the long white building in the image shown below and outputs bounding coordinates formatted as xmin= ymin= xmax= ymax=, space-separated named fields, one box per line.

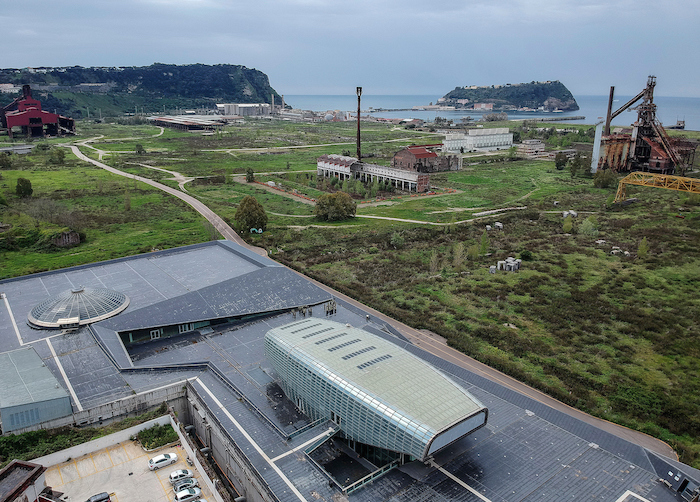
xmin=443 ymin=128 xmax=513 ymax=153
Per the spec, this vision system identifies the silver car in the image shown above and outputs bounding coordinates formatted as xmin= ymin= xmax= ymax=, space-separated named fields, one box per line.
xmin=173 ymin=478 xmax=199 ymax=492
xmin=174 ymin=488 xmax=202 ymax=502
xmin=169 ymin=469 xmax=194 ymax=485
xmin=148 ymin=453 xmax=177 ymax=471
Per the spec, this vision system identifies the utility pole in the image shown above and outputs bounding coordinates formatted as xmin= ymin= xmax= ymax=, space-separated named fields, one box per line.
xmin=356 ymin=87 xmax=362 ymax=160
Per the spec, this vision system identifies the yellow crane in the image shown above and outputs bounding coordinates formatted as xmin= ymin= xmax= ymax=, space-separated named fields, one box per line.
xmin=615 ymin=171 xmax=700 ymax=203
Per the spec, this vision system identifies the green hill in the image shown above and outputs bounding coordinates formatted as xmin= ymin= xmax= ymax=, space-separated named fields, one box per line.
xmin=443 ymin=80 xmax=579 ymax=111
xmin=0 ymin=63 xmax=283 ymax=118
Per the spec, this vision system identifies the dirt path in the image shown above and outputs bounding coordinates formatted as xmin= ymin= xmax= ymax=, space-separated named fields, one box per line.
xmin=68 ymin=145 xmax=266 ymax=256
xmin=130 ymin=162 xmax=195 ymax=192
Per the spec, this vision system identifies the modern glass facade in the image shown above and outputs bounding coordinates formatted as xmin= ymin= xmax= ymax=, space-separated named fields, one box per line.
xmin=265 ymin=319 xmax=488 ymax=461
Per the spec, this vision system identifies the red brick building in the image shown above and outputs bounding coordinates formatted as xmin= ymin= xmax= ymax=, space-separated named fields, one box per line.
xmin=391 ymin=145 xmax=459 ymax=173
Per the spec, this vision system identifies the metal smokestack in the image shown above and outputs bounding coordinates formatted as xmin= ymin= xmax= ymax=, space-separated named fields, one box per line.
xmin=604 ymin=86 xmax=615 ymax=136
xmin=356 ymin=87 xmax=362 ymax=160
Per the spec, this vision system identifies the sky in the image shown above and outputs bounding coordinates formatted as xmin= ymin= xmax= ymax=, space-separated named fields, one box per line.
xmin=2 ymin=0 xmax=700 ymax=98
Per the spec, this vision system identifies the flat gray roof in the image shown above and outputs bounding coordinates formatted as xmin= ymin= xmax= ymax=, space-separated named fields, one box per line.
xmin=0 ymin=347 xmax=69 ymax=408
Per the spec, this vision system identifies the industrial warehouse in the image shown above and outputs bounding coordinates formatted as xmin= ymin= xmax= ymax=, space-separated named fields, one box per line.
xmin=1 ymin=240 xmax=699 ymax=502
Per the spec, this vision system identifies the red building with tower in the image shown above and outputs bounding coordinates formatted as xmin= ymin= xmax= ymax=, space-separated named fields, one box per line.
xmin=1 ymin=85 xmax=75 ymax=139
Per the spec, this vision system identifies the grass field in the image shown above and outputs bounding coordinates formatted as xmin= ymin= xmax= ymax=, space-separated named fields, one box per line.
xmin=1 ymin=118 xmax=699 ymax=468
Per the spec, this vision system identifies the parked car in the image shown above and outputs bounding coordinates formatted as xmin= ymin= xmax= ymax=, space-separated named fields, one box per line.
xmin=85 ymin=493 xmax=110 ymax=502
xmin=193 ymin=499 xmax=208 ymax=502
xmin=169 ymin=469 xmax=195 ymax=485
xmin=173 ymin=478 xmax=199 ymax=492
xmin=174 ymin=488 xmax=202 ymax=502
xmin=148 ymin=453 xmax=177 ymax=470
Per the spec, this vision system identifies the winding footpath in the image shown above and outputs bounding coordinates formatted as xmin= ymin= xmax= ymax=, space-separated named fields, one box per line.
xmin=68 ymin=146 xmax=262 ymax=255
xmin=67 ymin=144 xmax=677 ymax=460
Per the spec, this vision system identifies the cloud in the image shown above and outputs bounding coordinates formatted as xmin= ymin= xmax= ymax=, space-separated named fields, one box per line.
xmin=1 ymin=0 xmax=699 ymax=96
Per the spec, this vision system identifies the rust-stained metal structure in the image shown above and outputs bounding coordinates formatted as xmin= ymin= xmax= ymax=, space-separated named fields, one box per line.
xmin=614 ymin=171 xmax=700 ymax=202
xmin=596 ymin=76 xmax=696 ymax=175
xmin=1 ymin=85 xmax=75 ymax=139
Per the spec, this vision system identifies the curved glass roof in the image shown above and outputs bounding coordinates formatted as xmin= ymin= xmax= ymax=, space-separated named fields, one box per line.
xmin=28 ymin=286 xmax=130 ymax=328
xmin=266 ymin=318 xmax=486 ymax=459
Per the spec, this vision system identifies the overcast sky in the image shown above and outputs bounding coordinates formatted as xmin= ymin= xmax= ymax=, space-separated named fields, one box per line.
xmin=3 ymin=0 xmax=699 ymax=97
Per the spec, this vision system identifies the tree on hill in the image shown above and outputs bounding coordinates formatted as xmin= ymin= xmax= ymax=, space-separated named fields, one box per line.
xmin=16 ymin=178 xmax=33 ymax=198
xmin=315 ymin=192 xmax=356 ymax=221
xmin=234 ymin=196 xmax=267 ymax=232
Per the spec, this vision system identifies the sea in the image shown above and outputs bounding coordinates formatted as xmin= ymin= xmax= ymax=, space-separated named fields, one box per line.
xmin=284 ymin=94 xmax=700 ymax=131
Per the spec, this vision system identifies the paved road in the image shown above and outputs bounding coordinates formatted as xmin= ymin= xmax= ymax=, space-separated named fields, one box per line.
xmin=68 ymin=145 xmax=677 ymax=460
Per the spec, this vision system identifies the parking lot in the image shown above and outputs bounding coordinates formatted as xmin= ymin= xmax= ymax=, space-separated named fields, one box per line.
xmin=45 ymin=441 xmax=212 ymax=502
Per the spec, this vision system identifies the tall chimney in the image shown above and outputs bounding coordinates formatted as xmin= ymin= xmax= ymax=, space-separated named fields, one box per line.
xmin=356 ymin=87 xmax=362 ymax=160
xmin=604 ymin=86 xmax=614 ymax=136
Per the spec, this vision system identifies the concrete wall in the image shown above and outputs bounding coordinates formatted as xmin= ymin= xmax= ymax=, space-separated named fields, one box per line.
xmin=30 ymin=415 xmax=171 ymax=466
xmin=6 ymin=380 xmax=188 ymax=434
xmin=186 ymin=384 xmax=276 ymax=502
xmin=2 ymin=396 xmax=73 ymax=433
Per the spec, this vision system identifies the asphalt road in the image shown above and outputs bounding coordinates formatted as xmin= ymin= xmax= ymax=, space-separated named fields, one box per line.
xmin=68 ymin=145 xmax=678 ymax=460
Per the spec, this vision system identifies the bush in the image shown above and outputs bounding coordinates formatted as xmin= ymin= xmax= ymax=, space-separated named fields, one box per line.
xmin=136 ymin=423 xmax=179 ymax=450
xmin=554 ymin=152 xmax=568 ymax=170
xmin=0 ymin=153 xmax=11 ymax=169
xmin=16 ymin=178 xmax=33 ymax=198
xmin=390 ymin=232 xmax=405 ymax=249
xmin=520 ymin=250 xmax=534 ymax=261
xmin=315 ymin=192 xmax=356 ymax=221
xmin=235 ymin=196 xmax=267 ymax=232
xmin=594 ymin=168 xmax=618 ymax=188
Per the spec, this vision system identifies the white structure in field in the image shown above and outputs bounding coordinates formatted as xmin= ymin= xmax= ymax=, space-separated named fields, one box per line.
xmin=443 ymin=128 xmax=513 ymax=153
xmin=216 ymin=103 xmax=271 ymax=116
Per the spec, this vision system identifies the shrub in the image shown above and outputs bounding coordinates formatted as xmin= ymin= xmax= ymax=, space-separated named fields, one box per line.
xmin=390 ymin=232 xmax=405 ymax=249
xmin=136 ymin=423 xmax=179 ymax=450
xmin=554 ymin=151 xmax=568 ymax=170
xmin=638 ymin=237 xmax=649 ymax=259
xmin=235 ymin=196 xmax=268 ymax=232
xmin=314 ymin=192 xmax=356 ymax=221
xmin=562 ymin=217 xmax=573 ymax=233
xmin=0 ymin=153 xmax=11 ymax=169
xmin=593 ymin=168 xmax=618 ymax=188
xmin=16 ymin=178 xmax=33 ymax=198
xmin=245 ymin=168 xmax=254 ymax=183
xmin=579 ymin=216 xmax=598 ymax=236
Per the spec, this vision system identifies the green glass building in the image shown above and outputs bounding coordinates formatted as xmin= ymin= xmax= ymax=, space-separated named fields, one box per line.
xmin=265 ymin=318 xmax=488 ymax=462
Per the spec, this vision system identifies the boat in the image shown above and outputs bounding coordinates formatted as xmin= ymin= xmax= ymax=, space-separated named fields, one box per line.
xmin=666 ymin=119 xmax=685 ymax=130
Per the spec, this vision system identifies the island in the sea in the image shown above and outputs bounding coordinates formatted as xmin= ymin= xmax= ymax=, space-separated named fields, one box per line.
xmin=439 ymin=80 xmax=579 ymax=112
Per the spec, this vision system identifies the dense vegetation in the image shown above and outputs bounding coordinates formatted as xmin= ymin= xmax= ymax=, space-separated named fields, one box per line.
xmin=443 ymin=80 xmax=579 ymax=111
xmin=0 ymin=404 xmax=170 ymax=468
xmin=136 ymin=423 xmax=179 ymax=450
xmin=262 ymin=185 xmax=700 ymax=468
xmin=0 ymin=63 xmax=283 ymax=117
